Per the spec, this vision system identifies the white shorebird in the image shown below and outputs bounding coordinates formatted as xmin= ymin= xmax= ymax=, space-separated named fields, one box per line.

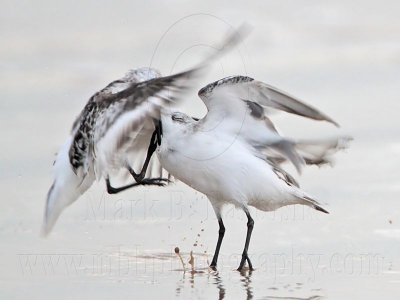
xmin=43 ymin=29 xmax=349 ymax=271
xmin=156 ymin=77 xmax=349 ymax=270
xmin=42 ymin=27 xmax=246 ymax=236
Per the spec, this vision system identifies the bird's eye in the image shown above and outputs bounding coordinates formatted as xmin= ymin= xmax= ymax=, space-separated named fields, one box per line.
xmin=172 ymin=115 xmax=184 ymax=122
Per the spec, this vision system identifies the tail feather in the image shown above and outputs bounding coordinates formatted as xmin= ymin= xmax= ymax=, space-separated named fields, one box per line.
xmin=314 ymin=204 xmax=329 ymax=214
xmin=302 ymin=195 xmax=329 ymax=214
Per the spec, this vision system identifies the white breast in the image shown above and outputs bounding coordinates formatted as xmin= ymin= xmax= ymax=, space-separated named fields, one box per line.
xmin=157 ymin=122 xmax=299 ymax=211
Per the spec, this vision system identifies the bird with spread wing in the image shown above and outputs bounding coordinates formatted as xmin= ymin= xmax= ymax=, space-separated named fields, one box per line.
xmin=43 ymin=27 xmax=349 ymax=271
xmin=42 ymin=26 xmax=247 ymax=236
xmin=156 ymin=76 xmax=350 ymax=270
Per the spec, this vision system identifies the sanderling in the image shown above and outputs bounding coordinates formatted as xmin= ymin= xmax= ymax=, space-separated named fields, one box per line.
xmin=42 ymin=26 xmax=247 ymax=236
xmin=156 ymin=75 xmax=349 ymax=270
xmin=42 ymin=27 xmax=348 ymax=271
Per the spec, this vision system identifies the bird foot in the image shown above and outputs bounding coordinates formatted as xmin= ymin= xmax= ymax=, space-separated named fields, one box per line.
xmin=140 ymin=177 xmax=170 ymax=187
xmin=237 ymin=253 xmax=254 ymax=271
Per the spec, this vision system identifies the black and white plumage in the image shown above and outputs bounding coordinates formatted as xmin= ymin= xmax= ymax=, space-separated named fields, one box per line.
xmin=42 ymin=27 xmax=349 ymax=271
xmin=42 ymin=26 xmax=248 ymax=236
xmin=42 ymin=67 xmax=180 ymax=236
xmin=69 ymin=68 xmax=161 ymax=174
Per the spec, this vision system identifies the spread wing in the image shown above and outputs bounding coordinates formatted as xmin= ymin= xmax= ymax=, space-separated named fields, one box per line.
xmin=69 ymin=27 xmax=249 ymax=179
xmin=197 ymin=76 xmax=343 ymax=173
xmin=92 ymin=69 xmax=197 ymax=178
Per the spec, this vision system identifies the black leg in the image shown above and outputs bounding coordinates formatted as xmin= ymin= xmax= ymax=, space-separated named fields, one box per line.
xmin=237 ymin=210 xmax=254 ymax=271
xmin=156 ymin=119 xmax=162 ymax=146
xmin=128 ymin=129 xmax=158 ymax=182
xmin=210 ymin=217 xmax=225 ymax=270
xmin=106 ymin=177 xmax=168 ymax=194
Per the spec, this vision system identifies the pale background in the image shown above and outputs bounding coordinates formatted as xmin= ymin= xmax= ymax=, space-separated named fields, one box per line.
xmin=1 ymin=0 xmax=399 ymax=299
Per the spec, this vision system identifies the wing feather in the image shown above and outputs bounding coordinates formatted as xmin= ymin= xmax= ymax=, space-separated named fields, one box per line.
xmin=82 ymin=27 xmax=249 ymax=178
xmin=198 ymin=75 xmax=341 ymax=173
xmin=199 ymin=76 xmax=338 ymax=126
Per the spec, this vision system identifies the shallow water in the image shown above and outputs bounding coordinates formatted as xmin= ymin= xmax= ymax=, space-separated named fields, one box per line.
xmin=1 ymin=0 xmax=400 ymax=299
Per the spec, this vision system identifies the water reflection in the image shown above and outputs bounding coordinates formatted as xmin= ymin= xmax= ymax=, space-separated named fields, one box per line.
xmin=260 ymin=296 xmax=322 ymax=300
xmin=174 ymin=265 xmax=323 ymax=300
xmin=211 ymin=270 xmax=226 ymax=300
xmin=239 ymin=269 xmax=254 ymax=300
xmin=175 ymin=267 xmax=209 ymax=297
xmin=175 ymin=266 xmax=254 ymax=300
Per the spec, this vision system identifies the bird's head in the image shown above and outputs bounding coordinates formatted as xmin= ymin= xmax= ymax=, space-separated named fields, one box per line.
xmin=170 ymin=112 xmax=196 ymax=124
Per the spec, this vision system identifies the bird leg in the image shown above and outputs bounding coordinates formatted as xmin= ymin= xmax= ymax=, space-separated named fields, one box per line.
xmin=124 ymin=122 xmax=168 ymax=189
xmin=105 ymin=177 xmax=168 ymax=194
xmin=155 ymin=119 xmax=162 ymax=146
xmin=127 ymin=127 xmax=159 ymax=182
xmin=210 ymin=217 xmax=225 ymax=270
xmin=237 ymin=210 xmax=254 ymax=271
